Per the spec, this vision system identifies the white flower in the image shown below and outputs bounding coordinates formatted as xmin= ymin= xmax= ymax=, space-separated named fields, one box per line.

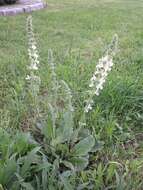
xmin=84 ymin=33 xmax=118 ymax=113
xmin=33 ymin=53 xmax=39 ymax=59
xmin=88 ymin=54 xmax=114 ymax=97
xmin=26 ymin=75 xmax=41 ymax=82
xmin=79 ymin=122 xmax=86 ymax=127
xmin=28 ymin=63 xmax=38 ymax=70
xmin=31 ymin=44 xmax=37 ymax=50
xmin=85 ymin=54 xmax=114 ymax=112
xmin=25 ymin=75 xmax=31 ymax=80
xmin=94 ymin=91 xmax=99 ymax=96
xmin=84 ymin=103 xmax=92 ymax=113
xmin=89 ymin=82 xmax=94 ymax=88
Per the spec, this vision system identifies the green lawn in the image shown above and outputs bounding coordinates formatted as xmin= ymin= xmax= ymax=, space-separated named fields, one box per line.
xmin=0 ymin=0 xmax=143 ymax=189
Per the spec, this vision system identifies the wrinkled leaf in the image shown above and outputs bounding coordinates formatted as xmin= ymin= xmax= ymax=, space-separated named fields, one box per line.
xmin=62 ymin=161 xmax=74 ymax=171
xmin=0 ymin=158 xmax=17 ymax=185
xmin=52 ymin=111 xmax=74 ymax=146
xmin=42 ymin=119 xmax=53 ymax=140
xmin=21 ymin=182 xmax=35 ymax=190
xmin=20 ymin=147 xmax=41 ymax=178
xmin=58 ymin=111 xmax=74 ymax=142
xmin=90 ymin=140 xmax=104 ymax=153
xmin=72 ymin=135 xmax=95 ymax=156
xmin=69 ymin=157 xmax=88 ymax=171
xmin=14 ymin=132 xmax=36 ymax=154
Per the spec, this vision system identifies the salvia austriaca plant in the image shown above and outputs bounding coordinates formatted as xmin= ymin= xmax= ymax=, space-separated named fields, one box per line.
xmin=0 ymin=15 xmax=119 ymax=190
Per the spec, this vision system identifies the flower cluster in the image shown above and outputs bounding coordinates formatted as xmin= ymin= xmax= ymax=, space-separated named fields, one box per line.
xmin=26 ymin=15 xmax=41 ymax=96
xmin=89 ymin=55 xmax=113 ymax=95
xmin=84 ymin=34 xmax=118 ymax=113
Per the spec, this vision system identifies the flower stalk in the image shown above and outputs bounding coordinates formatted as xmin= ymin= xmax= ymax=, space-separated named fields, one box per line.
xmin=26 ymin=15 xmax=41 ymax=119
xmin=84 ymin=34 xmax=118 ymax=113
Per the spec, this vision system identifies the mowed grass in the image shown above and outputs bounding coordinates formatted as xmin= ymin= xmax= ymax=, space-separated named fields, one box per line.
xmin=0 ymin=0 xmax=143 ymax=188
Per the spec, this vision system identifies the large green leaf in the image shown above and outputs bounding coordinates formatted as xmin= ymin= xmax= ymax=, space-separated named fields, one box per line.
xmin=13 ymin=132 xmax=36 ymax=154
xmin=42 ymin=119 xmax=53 ymax=140
xmin=20 ymin=147 xmax=41 ymax=178
xmin=0 ymin=158 xmax=17 ymax=186
xmin=15 ymin=173 xmax=35 ymax=190
xmin=0 ymin=128 xmax=11 ymax=160
xmin=21 ymin=182 xmax=35 ymax=190
xmin=52 ymin=111 xmax=74 ymax=146
xmin=69 ymin=157 xmax=89 ymax=171
xmin=59 ymin=111 xmax=74 ymax=141
xmin=62 ymin=161 xmax=74 ymax=171
xmin=72 ymin=135 xmax=95 ymax=156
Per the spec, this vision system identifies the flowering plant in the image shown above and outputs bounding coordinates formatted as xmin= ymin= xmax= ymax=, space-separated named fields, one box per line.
xmin=85 ymin=34 xmax=118 ymax=113
xmin=0 ymin=15 xmax=119 ymax=190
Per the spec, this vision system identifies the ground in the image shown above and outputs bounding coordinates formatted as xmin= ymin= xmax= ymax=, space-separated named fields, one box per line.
xmin=0 ymin=0 xmax=143 ymax=189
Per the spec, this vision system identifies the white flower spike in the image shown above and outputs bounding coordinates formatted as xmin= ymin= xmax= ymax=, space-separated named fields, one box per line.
xmin=84 ymin=34 xmax=118 ymax=113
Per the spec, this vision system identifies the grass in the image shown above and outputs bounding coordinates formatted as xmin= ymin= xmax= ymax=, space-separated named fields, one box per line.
xmin=0 ymin=0 xmax=143 ymax=189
